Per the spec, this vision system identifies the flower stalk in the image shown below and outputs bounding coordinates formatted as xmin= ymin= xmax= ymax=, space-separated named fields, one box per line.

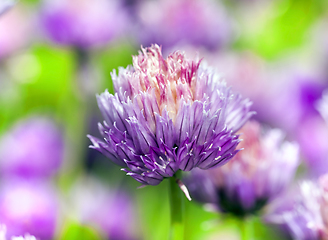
xmin=239 ymin=217 xmax=253 ymax=240
xmin=169 ymin=171 xmax=185 ymax=240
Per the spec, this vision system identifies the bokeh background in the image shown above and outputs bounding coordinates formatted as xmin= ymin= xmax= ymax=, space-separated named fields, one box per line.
xmin=1 ymin=0 xmax=328 ymax=239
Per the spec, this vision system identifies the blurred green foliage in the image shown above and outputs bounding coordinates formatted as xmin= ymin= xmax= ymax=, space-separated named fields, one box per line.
xmin=59 ymin=222 xmax=103 ymax=240
xmin=0 ymin=44 xmax=75 ymax=132
xmin=234 ymin=0 xmax=328 ymax=59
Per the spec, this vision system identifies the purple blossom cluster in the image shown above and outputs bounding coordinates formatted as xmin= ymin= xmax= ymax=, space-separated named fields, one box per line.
xmin=0 ymin=117 xmax=64 ymax=178
xmin=186 ymin=121 xmax=299 ymax=217
xmin=0 ymin=180 xmax=57 ymax=240
xmin=68 ymin=177 xmax=137 ymax=240
xmin=0 ymin=116 xmax=138 ymax=240
xmin=266 ymin=175 xmax=328 ymax=240
xmin=263 ymin=92 xmax=328 ymax=240
xmin=40 ymin=0 xmax=130 ymax=49
xmin=136 ymin=0 xmax=233 ymax=50
xmin=88 ymin=44 xmax=254 ymax=185
xmin=0 ymin=117 xmax=63 ymax=239
xmin=38 ymin=0 xmax=234 ymax=51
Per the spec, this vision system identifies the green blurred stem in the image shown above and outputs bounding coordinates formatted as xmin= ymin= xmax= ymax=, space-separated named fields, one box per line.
xmin=169 ymin=171 xmax=185 ymax=240
xmin=240 ymin=217 xmax=253 ymax=240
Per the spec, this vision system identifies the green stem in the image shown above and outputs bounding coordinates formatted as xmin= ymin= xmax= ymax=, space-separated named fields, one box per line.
xmin=239 ymin=217 xmax=253 ymax=240
xmin=169 ymin=171 xmax=184 ymax=240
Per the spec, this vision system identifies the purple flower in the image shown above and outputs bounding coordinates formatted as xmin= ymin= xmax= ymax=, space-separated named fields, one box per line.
xmin=88 ymin=45 xmax=254 ymax=186
xmin=0 ymin=225 xmax=37 ymax=240
xmin=69 ymin=177 xmax=137 ymax=240
xmin=0 ymin=179 xmax=58 ymax=239
xmin=211 ymin=52 xmax=328 ymax=137
xmin=0 ymin=117 xmax=64 ymax=178
xmin=297 ymin=116 xmax=328 ymax=176
xmin=316 ymin=90 xmax=328 ymax=124
xmin=295 ymin=90 xmax=328 ymax=176
xmin=186 ymin=121 xmax=299 ymax=216
xmin=267 ymin=175 xmax=328 ymax=240
xmin=40 ymin=0 xmax=130 ymax=49
xmin=136 ymin=0 xmax=233 ymax=50
xmin=275 ymin=77 xmax=328 ymax=136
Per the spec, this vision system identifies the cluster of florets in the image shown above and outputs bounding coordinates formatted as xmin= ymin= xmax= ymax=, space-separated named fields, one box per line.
xmin=88 ymin=44 xmax=254 ymax=185
xmin=186 ymin=121 xmax=299 ymax=216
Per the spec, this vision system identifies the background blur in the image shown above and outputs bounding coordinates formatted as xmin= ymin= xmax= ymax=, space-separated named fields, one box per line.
xmin=0 ymin=0 xmax=328 ymax=239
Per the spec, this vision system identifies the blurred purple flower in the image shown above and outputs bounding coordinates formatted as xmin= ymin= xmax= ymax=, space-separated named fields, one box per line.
xmin=258 ymin=71 xmax=328 ymax=177
xmin=88 ymin=45 xmax=254 ymax=185
xmin=297 ymin=116 xmax=328 ymax=176
xmin=266 ymin=175 xmax=328 ymax=240
xmin=40 ymin=0 xmax=130 ymax=49
xmin=0 ymin=179 xmax=58 ymax=239
xmin=295 ymin=90 xmax=328 ymax=176
xmin=186 ymin=121 xmax=299 ymax=217
xmin=316 ymin=90 xmax=328 ymax=123
xmin=211 ymin=52 xmax=328 ymax=136
xmin=69 ymin=178 xmax=137 ymax=240
xmin=0 ymin=6 xmax=31 ymax=59
xmin=136 ymin=0 xmax=233 ymax=50
xmin=0 ymin=117 xmax=64 ymax=178
xmin=272 ymin=76 xmax=328 ymax=136
xmin=0 ymin=225 xmax=37 ymax=240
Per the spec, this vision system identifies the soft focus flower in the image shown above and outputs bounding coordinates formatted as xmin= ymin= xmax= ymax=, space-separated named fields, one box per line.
xmin=265 ymin=75 xmax=328 ymax=175
xmin=272 ymin=75 xmax=327 ymax=136
xmin=294 ymin=90 xmax=328 ymax=176
xmin=213 ymin=52 xmax=328 ymax=137
xmin=40 ymin=0 xmax=130 ymax=49
xmin=205 ymin=49 xmax=327 ymax=137
xmin=297 ymin=116 xmax=328 ymax=176
xmin=88 ymin=44 xmax=254 ymax=185
xmin=0 ymin=180 xmax=58 ymax=239
xmin=0 ymin=5 xmax=31 ymax=59
xmin=316 ymin=90 xmax=328 ymax=123
xmin=267 ymin=174 xmax=328 ymax=240
xmin=0 ymin=117 xmax=64 ymax=178
xmin=0 ymin=225 xmax=37 ymax=240
xmin=186 ymin=121 xmax=299 ymax=217
xmin=136 ymin=0 xmax=233 ymax=50
xmin=69 ymin=177 xmax=137 ymax=240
